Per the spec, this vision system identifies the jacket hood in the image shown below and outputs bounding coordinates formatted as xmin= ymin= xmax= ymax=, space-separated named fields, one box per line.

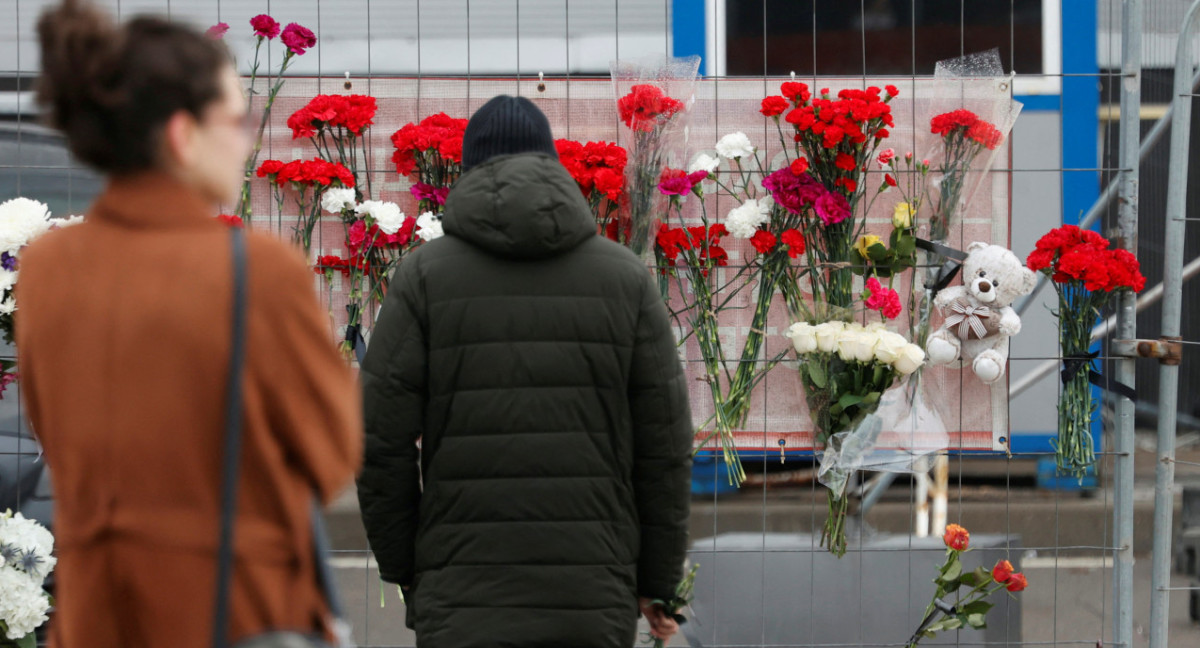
xmin=442 ymin=153 xmax=597 ymax=259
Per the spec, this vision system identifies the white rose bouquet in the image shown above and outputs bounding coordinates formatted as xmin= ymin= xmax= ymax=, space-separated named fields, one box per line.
xmin=0 ymin=510 xmax=55 ymax=646
xmin=785 ymin=320 xmax=925 ymax=556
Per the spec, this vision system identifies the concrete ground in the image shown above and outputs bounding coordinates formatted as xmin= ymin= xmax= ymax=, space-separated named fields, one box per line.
xmin=323 ymin=432 xmax=1200 ymax=647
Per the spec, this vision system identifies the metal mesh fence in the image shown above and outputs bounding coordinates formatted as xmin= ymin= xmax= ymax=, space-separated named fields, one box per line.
xmin=2 ymin=1 xmax=1199 ymax=647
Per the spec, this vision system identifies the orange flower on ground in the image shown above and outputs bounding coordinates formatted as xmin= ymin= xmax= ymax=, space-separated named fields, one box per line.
xmin=942 ymin=524 xmax=970 ymax=551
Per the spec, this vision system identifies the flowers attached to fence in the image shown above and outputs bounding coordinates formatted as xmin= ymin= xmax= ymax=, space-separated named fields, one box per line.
xmin=1026 ymin=225 xmax=1145 ymax=477
xmin=906 ymin=524 xmax=1028 ymax=648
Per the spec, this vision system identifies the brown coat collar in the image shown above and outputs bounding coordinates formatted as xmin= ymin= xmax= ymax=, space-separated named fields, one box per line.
xmin=89 ymin=171 xmax=220 ymax=229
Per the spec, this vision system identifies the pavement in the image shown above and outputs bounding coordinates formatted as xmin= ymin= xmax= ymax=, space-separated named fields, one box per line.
xmin=322 ymin=432 xmax=1200 ymax=647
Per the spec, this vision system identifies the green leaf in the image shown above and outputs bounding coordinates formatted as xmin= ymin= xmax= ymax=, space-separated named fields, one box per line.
xmin=807 ymin=362 xmax=827 ymax=389
xmin=961 ymin=600 xmax=994 ymax=616
xmin=925 ymin=620 xmax=948 ymax=633
xmin=867 ymin=243 xmax=890 ymax=263
xmin=943 ymin=618 xmax=963 ymax=631
xmin=937 ymin=558 xmax=963 ymax=585
xmin=967 ymin=613 xmax=988 ymax=629
xmin=16 ymin=633 xmax=36 ymax=648
xmin=837 ymin=393 xmax=864 ymax=409
xmin=863 ymin=391 xmax=881 ymax=405
xmin=895 ymin=234 xmax=917 ymax=257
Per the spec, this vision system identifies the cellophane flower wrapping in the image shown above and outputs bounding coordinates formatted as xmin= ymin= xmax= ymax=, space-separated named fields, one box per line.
xmin=611 ymin=55 xmax=701 ymax=258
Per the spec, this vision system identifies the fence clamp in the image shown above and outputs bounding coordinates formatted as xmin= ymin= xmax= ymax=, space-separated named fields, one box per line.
xmin=1112 ymin=337 xmax=1183 ymax=365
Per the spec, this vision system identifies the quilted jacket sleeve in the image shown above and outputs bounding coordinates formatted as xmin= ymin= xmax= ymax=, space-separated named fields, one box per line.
xmin=628 ymin=271 xmax=694 ymax=601
xmin=356 ymin=260 xmax=427 ymax=586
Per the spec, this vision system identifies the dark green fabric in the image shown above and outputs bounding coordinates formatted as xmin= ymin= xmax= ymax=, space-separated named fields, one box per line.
xmin=357 ymin=153 xmax=693 ymax=648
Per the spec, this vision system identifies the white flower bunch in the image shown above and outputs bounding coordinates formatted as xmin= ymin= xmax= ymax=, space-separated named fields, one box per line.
xmin=724 ymin=197 xmax=774 ymax=239
xmin=415 ymin=211 xmax=444 ymax=242
xmin=715 ymin=132 xmax=755 ymax=160
xmin=355 ymin=200 xmax=407 ymax=235
xmin=786 ymin=321 xmax=925 ymax=375
xmin=0 ymin=198 xmax=54 ymax=256
xmin=0 ymin=510 xmax=54 ymax=641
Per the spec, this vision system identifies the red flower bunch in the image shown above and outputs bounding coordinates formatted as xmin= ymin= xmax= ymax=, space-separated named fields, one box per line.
xmin=390 ymin=113 xmax=469 ymax=177
xmin=617 ymin=84 xmax=683 ymax=132
xmin=347 ymin=219 xmax=415 ymax=255
xmin=778 ymin=83 xmax=897 ymax=200
xmin=864 ymin=277 xmax=902 ymax=319
xmin=287 ymin=94 xmax=377 ymax=139
xmin=991 ymin=560 xmax=1028 ymax=592
xmin=313 ymin=255 xmax=369 ymax=277
xmin=280 ymin=23 xmax=316 ymax=56
xmin=930 ymin=109 xmax=1004 ymax=150
xmin=556 ymin=139 xmax=627 ymax=203
xmin=217 ymin=214 xmax=244 ymax=228
xmin=658 ymin=168 xmax=708 ymax=196
xmin=257 ymin=158 xmax=355 ymax=188
xmin=1026 ymin=225 xmax=1146 ymax=293
xmin=656 ymin=224 xmax=729 ymax=275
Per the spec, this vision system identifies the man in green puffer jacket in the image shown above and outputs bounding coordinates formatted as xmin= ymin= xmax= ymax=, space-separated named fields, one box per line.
xmin=357 ymin=95 xmax=694 ymax=648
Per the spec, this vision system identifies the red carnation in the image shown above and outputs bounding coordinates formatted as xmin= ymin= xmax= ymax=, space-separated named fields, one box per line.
xmin=760 ymin=95 xmax=790 ymax=117
xmin=835 ymin=152 xmax=856 ymax=171
xmin=617 ymin=84 xmax=683 ymax=132
xmin=781 ymin=229 xmax=805 ymax=258
xmin=885 ymin=84 xmax=899 ymax=97
xmin=750 ymin=230 xmax=777 ymax=255
xmin=790 ymin=157 xmax=809 ymax=176
xmin=780 ymin=81 xmax=811 ymax=104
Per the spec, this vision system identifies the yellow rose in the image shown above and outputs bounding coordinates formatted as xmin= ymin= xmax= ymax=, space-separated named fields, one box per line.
xmin=855 ymin=234 xmax=882 ymax=259
xmin=893 ymin=202 xmax=914 ymax=229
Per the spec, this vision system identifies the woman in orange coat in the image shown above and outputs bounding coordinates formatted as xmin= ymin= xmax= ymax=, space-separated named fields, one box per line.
xmin=15 ymin=2 xmax=361 ymax=646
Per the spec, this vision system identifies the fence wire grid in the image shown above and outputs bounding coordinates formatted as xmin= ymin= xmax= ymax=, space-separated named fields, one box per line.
xmin=2 ymin=1 xmax=1200 ymax=648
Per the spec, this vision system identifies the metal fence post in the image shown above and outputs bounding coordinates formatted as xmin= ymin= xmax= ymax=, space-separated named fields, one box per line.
xmin=1113 ymin=3 xmax=1142 ymax=648
xmin=1150 ymin=2 xmax=1200 ymax=646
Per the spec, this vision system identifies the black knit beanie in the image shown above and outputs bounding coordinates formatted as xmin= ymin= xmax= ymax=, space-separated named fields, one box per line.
xmin=461 ymin=95 xmax=558 ymax=171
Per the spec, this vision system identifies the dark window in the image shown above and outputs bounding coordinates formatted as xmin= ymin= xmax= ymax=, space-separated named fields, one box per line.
xmin=724 ymin=1 xmax=1043 ymax=76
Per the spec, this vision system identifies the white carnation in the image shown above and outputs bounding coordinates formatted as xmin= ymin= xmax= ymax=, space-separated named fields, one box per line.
xmin=0 ymin=271 xmax=16 ymax=295
xmin=356 ymin=201 xmax=406 ymax=235
xmin=688 ymin=153 xmax=720 ymax=175
xmin=724 ymin=197 xmax=772 ymax=239
xmin=416 ymin=212 xmax=444 ymax=242
xmin=715 ymin=132 xmax=755 ymax=160
xmin=322 ymin=188 xmax=357 ymax=214
xmin=0 ymin=566 xmax=51 ymax=639
xmin=55 ymin=215 xmax=85 ymax=228
xmin=0 ymin=198 xmax=54 ymax=255
xmin=0 ymin=299 xmax=15 ymax=316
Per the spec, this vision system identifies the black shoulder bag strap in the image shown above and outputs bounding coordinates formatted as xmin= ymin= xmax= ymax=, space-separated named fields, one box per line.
xmin=212 ymin=226 xmax=250 ymax=648
xmin=211 ymin=228 xmax=350 ymax=648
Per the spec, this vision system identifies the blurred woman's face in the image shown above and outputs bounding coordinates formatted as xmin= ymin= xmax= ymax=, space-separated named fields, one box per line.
xmin=182 ymin=66 xmax=252 ymax=206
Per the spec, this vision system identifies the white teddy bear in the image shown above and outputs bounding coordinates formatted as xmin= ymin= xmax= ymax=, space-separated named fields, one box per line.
xmin=926 ymin=242 xmax=1037 ymax=384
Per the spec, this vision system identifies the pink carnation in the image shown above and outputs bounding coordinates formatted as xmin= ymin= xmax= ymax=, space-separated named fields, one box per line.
xmin=815 ymin=191 xmax=851 ymax=226
xmin=864 ymin=277 xmax=903 ymax=320
xmin=280 ymin=23 xmax=317 ymax=55
xmin=205 ymin=22 xmax=229 ymax=40
xmin=250 ymin=14 xmax=281 ymax=40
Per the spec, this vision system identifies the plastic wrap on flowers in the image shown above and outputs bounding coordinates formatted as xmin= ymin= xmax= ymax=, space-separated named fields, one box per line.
xmin=924 ymin=49 xmax=1023 ymax=244
xmin=859 ymin=381 xmax=950 ymax=473
xmin=611 ymin=55 xmax=701 ymax=258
